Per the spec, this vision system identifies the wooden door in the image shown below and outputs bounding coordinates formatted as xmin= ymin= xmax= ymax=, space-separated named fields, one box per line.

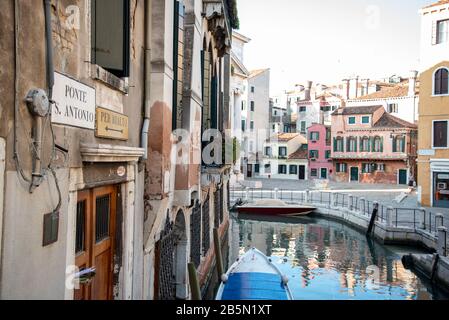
xmin=350 ymin=167 xmax=359 ymax=182
xmin=75 ymin=186 xmax=117 ymax=300
xmin=398 ymin=169 xmax=407 ymax=185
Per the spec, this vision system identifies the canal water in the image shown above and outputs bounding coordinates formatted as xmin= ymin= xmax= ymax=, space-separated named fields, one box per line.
xmin=226 ymin=214 xmax=449 ymax=300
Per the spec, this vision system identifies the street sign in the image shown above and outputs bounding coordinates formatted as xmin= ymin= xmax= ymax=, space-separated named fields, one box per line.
xmin=95 ymin=107 xmax=129 ymax=140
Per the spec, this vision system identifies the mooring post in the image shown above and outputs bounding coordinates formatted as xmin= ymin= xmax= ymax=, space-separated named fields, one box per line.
xmin=366 ymin=201 xmax=379 ymax=237
xmin=188 ymin=263 xmax=202 ymax=300
xmin=438 ymin=227 xmax=448 ymax=256
xmin=213 ymin=228 xmax=224 ymax=280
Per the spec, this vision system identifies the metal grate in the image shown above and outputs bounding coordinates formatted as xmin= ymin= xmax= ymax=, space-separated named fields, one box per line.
xmin=95 ymin=195 xmax=111 ymax=243
xmin=156 ymin=216 xmax=175 ymax=300
xmin=76 ymin=200 xmax=86 ymax=254
xmin=214 ymin=188 xmax=222 ymax=228
xmin=190 ymin=203 xmax=202 ymax=268
xmin=202 ymin=196 xmax=210 ymax=255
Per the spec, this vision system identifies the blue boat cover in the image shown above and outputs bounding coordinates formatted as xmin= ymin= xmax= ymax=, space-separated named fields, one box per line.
xmin=221 ymin=272 xmax=289 ymax=300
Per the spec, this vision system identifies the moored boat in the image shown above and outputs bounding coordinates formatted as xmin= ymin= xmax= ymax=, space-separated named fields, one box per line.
xmin=216 ymin=248 xmax=294 ymax=300
xmin=236 ymin=199 xmax=315 ymax=217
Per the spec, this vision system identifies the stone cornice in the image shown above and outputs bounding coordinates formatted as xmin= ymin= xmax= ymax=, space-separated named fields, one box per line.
xmin=80 ymin=143 xmax=145 ymax=163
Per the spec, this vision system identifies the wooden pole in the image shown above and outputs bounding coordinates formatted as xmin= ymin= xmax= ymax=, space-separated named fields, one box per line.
xmin=213 ymin=228 xmax=224 ymax=279
xmin=188 ymin=263 xmax=202 ymax=300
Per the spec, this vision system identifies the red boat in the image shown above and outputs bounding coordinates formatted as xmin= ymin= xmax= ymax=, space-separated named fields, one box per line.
xmin=236 ymin=199 xmax=316 ymax=217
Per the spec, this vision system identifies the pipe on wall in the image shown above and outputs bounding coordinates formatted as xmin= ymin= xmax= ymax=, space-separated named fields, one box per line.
xmin=141 ymin=0 xmax=153 ymax=160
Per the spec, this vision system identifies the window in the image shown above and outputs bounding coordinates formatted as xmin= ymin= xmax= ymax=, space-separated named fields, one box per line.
xmin=362 ymin=163 xmax=375 ymax=173
xmin=299 ymin=106 xmax=307 ymax=112
xmin=310 ymin=132 xmax=320 ymax=141
xmin=92 ymin=0 xmax=130 ymax=78
xmin=251 ymin=86 xmax=255 ymax=93
xmin=373 ymin=136 xmax=383 ymax=152
xmin=336 ymin=163 xmax=348 ymax=173
xmin=300 ymin=121 xmax=307 ymax=134
xmin=334 ymin=136 xmax=344 ymax=152
xmin=348 ymin=117 xmax=356 ymax=125
xmin=311 ymin=169 xmax=318 ymax=177
xmin=362 ymin=116 xmax=370 ymax=124
xmin=433 ymin=120 xmax=448 ymax=148
xmin=255 ymin=164 xmax=260 ymax=173
xmin=279 ymin=147 xmax=287 ymax=158
xmin=278 ymin=165 xmax=287 ymax=175
xmin=241 ymin=101 xmax=245 ymax=111
xmin=325 ymin=150 xmax=331 ymax=159
xmin=388 ymin=104 xmax=399 ymax=113
xmin=250 ymin=121 xmax=255 ymax=131
xmin=437 ymin=19 xmax=449 ymax=44
xmin=326 ymin=127 xmax=332 ymax=146
xmin=241 ymin=120 xmax=246 ymax=132
xmin=434 ymin=68 xmax=449 ymax=95
xmin=272 ymin=124 xmax=276 ymax=131
xmin=310 ymin=150 xmax=319 ymax=159
xmin=332 ymin=106 xmax=338 ymax=111
xmin=378 ymin=163 xmax=385 ymax=172
xmin=347 ymin=137 xmax=357 ymax=152
xmin=321 ymin=106 xmax=331 ymax=112
xmin=360 ymin=136 xmax=370 ymax=152
xmin=393 ymin=135 xmax=406 ymax=153
xmin=274 ymin=111 xmax=278 ymax=116
xmin=289 ymin=165 xmax=298 ymax=175
xmin=250 ymin=101 xmax=255 ymax=111
xmin=172 ymin=0 xmax=185 ymax=129
xmin=265 ymin=147 xmax=272 ymax=157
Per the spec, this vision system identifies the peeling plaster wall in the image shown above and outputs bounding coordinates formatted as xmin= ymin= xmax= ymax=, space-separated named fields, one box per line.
xmin=0 ymin=0 xmax=145 ymax=299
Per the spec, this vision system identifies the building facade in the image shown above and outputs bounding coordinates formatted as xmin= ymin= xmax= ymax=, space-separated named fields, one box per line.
xmin=241 ymin=68 xmax=270 ymax=178
xmin=417 ymin=0 xmax=449 ymax=207
xmin=307 ymin=124 xmax=332 ymax=180
xmin=261 ymin=133 xmax=308 ymax=180
xmin=331 ymin=106 xmax=417 ymax=185
xmin=0 ymin=0 xmax=238 ymax=300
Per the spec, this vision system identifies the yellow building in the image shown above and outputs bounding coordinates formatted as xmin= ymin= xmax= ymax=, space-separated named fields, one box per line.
xmin=417 ymin=1 xmax=449 ymax=207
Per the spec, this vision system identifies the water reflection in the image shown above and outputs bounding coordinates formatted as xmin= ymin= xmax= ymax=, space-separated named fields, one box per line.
xmin=230 ymin=214 xmax=448 ymax=300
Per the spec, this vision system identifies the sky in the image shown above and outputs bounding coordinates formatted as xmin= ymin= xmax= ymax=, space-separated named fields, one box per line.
xmin=236 ymin=0 xmax=435 ymax=95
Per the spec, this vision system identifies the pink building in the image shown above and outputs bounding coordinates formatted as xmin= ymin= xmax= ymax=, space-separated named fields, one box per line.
xmin=331 ymin=106 xmax=418 ymax=184
xmin=307 ymin=124 xmax=332 ymax=179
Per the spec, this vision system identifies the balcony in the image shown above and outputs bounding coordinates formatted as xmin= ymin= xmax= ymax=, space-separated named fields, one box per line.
xmin=332 ymin=152 xmax=408 ymax=161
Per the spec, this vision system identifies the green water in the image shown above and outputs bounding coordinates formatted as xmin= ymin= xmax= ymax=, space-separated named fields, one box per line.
xmin=228 ymin=214 xmax=449 ymax=300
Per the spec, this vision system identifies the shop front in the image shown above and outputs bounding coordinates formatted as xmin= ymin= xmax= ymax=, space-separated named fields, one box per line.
xmin=431 ymin=160 xmax=449 ymax=208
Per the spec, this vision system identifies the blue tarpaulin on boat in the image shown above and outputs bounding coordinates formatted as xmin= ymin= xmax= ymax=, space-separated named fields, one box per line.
xmin=221 ymin=272 xmax=289 ymax=300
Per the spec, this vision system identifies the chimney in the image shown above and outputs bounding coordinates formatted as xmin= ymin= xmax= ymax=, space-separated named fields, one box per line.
xmin=305 ymin=81 xmax=313 ymax=101
xmin=362 ymin=78 xmax=369 ymax=96
xmin=408 ymin=70 xmax=418 ymax=96
xmin=350 ymin=76 xmax=360 ymax=98
xmin=342 ymin=79 xmax=350 ymax=100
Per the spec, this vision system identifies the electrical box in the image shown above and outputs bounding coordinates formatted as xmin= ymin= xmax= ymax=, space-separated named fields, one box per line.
xmin=43 ymin=211 xmax=59 ymax=247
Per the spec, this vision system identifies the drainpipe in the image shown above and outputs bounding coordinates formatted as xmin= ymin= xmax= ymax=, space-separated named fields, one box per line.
xmin=30 ymin=0 xmax=54 ymax=193
xmin=141 ymin=0 xmax=152 ymax=160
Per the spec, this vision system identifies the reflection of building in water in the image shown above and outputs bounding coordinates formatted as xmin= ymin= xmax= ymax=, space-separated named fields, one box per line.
xmin=236 ymin=217 xmax=430 ymax=299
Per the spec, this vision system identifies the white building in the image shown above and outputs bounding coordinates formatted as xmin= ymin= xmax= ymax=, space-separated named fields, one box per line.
xmin=230 ymin=31 xmax=251 ymax=177
xmin=346 ymin=72 xmax=420 ymax=124
xmin=261 ymin=133 xmax=308 ymax=180
xmin=242 ymin=69 xmax=271 ymax=178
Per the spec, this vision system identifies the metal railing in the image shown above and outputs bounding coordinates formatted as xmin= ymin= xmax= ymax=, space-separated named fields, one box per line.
xmin=230 ymin=187 xmax=444 ymax=234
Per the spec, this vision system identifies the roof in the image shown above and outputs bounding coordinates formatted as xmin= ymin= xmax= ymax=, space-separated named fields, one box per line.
xmin=231 ymin=51 xmax=249 ymax=77
xmin=288 ymin=146 xmax=308 ymax=160
xmin=266 ymin=133 xmax=304 ymax=143
xmin=356 ymin=80 xmax=419 ymax=100
xmin=423 ymin=0 xmax=449 ymax=9
xmin=232 ymin=31 xmax=251 ymax=43
xmin=332 ymin=105 xmax=383 ymax=115
xmin=373 ymin=113 xmax=417 ymax=129
xmin=249 ymin=69 xmax=269 ymax=78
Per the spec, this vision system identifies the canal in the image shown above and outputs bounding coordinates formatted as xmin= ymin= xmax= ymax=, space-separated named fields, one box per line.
xmin=224 ymin=213 xmax=449 ymax=300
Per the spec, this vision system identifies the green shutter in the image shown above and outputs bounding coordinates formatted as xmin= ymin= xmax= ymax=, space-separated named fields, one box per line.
xmin=334 ymin=138 xmax=337 ymax=152
xmin=355 ymin=137 xmax=358 ymax=152
xmin=370 ymin=137 xmax=375 ymax=152
xmin=392 ymin=137 xmax=397 ymax=152
xmin=380 ymin=137 xmax=384 ymax=152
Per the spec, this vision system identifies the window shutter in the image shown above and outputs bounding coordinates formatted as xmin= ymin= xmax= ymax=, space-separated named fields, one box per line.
xmin=333 ymin=138 xmax=337 ymax=152
xmin=380 ymin=137 xmax=384 ymax=152
xmin=432 ymin=20 xmax=437 ymax=45
xmin=370 ymin=137 xmax=375 ymax=152
xmin=392 ymin=137 xmax=397 ymax=152
xmin=346 ymin=138 xmax=350 ymax=152
xmin=354 ymin=137 xmax=358 ymax=152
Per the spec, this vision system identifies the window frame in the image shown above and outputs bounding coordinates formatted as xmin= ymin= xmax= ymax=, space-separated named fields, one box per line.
xmin=289 ymin=165 xmax=298 ymax=175
xmin=437 ymin=19 xmax=449 ymax=45
xmin=433 ymin=67 xmax=449 ymax=97
xmin=361 ymin=116 xmax=371 ymax=124
xmin=278 ymin=165 xmax=287 ymax=175
xmin=278 ymin=147 xmax=287 ymax=158
xmin=311 ymin=169 xmax=318 ymax=177
xmin=348 ymin=117 xmax=356 ymax=125
xmin=432 ymin=119 xmax=449 ymax=149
